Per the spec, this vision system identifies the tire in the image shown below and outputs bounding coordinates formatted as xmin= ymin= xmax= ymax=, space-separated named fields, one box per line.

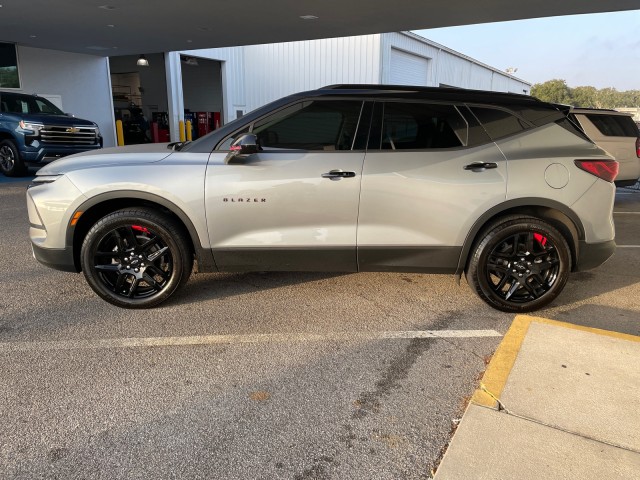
xmin=0 ymin=139 xmax=27 ymax=177
xmin=80 ymin=208 xmax=193 ymax=308
xmin=466 ymin=216 xmax=571 ymax=313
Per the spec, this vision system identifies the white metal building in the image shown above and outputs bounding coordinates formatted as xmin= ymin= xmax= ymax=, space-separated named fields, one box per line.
xmin=180 ymin=32 xmax=531 ymax=132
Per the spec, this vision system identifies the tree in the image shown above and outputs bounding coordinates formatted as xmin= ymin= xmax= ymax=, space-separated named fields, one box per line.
xmin=530 ymin=80 xmax=640 ymax=108
xmin=530 ymin=79 xmax=573 ymax=104
xmin=619 ymin=90 xmax=640 ymax=107
xmin=595 ymin=88 xmax=619 ymax=109
xmin=571 ymin=86 xmax=597 ymax=107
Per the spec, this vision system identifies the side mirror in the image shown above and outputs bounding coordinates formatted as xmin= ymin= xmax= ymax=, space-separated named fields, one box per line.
xmin=225 ymin=133 xmax=260 ymax=164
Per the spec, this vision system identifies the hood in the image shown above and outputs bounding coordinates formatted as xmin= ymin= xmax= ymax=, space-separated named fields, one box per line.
xmin=37 ymin=143 xmax=175 ymax=175
xmin=13 ymin=112 xmax=97 ymax=127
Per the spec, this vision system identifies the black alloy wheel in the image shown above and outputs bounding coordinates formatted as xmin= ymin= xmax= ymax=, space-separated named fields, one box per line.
xmin=0 ymin=139 xmax=27 ymax=177
xmin=467 ymin=216 xmax=570 ymax=312
xmin=81 ymin=208 xmax=192 ymax=308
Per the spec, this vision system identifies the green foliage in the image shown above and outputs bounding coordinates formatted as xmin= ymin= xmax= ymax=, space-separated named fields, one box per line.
xmin=531 ymin=79 xmax=572 ymax=104
xmin=571 ymin=86 xmax=597 ymax=108
xmin=531 ymin=80 xmax=640 ymax=108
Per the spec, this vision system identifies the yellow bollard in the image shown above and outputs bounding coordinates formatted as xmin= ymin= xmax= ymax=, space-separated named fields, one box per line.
xmin=186 ymin=120 xmax=192 ymax=141
xmin=116 ymin=119 xmax=125 ymax=146
xmin=179 ymin=120 xmax=185 ymax=142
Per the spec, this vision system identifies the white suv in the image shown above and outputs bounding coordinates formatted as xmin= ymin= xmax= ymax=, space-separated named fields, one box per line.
xmin=570 ymin=108 xmax=640 ymax=186
xmin=27 ymin=85 xmax=618 ymax=312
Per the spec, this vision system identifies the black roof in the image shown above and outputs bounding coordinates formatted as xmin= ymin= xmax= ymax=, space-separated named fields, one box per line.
xmin=317 ymin=84 xmax=541 ymax=106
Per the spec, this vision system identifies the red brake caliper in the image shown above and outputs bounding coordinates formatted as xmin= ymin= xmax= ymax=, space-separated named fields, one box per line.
xmin=534 ymin=233 xmax=547 ymax=247
xmin=132 ymin=225 xmax=150 ymax=235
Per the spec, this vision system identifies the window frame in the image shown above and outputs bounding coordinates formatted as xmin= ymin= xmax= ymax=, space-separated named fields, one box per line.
xmin=0 ymin=42 xmax=21 ymax=90
xmin=465 ymin=103 xmax=535 ymax=141
xmin=368 ymin=99 xmax=473 ymax=152
xmin=216 ymin=98 xmax=370 ymax=153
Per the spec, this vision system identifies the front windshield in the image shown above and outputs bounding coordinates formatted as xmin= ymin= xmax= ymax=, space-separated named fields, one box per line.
xmin=0 ymin=94 xmax=65 ymax=115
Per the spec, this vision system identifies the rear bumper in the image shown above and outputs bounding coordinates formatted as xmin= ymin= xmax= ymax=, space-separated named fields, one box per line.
xmin=574 ymin=239 xmax=616 ymax=272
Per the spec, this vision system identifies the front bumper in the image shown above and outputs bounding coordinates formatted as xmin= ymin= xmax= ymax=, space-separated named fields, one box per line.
xmin=21 ymin=141 xmax=103 ymax=165
xmin=31 ymin=243 xmax=78 ymax=272
xmin=27 ymin=174 xmax=85 ymax=272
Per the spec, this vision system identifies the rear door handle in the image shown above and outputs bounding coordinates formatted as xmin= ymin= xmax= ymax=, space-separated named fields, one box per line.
xmin=464 ymin=162 xmax=498 ymax=171
xmin=321 ymin=169 xmax=356 ymax=180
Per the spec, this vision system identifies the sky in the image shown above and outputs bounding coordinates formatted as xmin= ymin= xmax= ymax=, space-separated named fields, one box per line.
xmin=413 ymin=10 xmax=640 ymax=91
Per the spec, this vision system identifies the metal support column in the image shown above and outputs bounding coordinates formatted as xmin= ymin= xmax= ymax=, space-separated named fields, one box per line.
xmin=165 ymin=52 xmax=184 ymax=143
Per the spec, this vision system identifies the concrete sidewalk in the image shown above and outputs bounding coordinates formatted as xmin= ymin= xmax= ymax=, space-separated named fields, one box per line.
xmin=433 ymin=315 xmax=640 ymax=479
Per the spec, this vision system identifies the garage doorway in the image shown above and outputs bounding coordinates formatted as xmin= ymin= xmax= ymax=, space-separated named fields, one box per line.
xmin=109 ymin=54 xmax=224 ymax=144
xmin=180 ymin=55 xmax=224 ymax=141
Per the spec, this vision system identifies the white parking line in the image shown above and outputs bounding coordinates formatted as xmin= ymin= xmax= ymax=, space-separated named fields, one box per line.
xmin=0 ymin=330 xmax=502 ymax=353
xmin=617 ymin=245 xmax=640 ymax=248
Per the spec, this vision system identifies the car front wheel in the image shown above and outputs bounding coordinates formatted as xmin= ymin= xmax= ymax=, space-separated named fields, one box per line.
xmin=80 ymin=208 xmax=193 ymax=308
xmin=466 ymin=216 xmax=571 ymax=312
xmin=0 ymin=139 xmax=27 ymax=177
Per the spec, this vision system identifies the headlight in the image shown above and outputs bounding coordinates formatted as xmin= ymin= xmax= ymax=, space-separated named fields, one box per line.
xmin=19 ymin=121 xmax=44 ymax=134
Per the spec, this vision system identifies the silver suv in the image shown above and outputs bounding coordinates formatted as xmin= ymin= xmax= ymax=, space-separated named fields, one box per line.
xmin=27 ymin=85 xmax=617 ymax=312
xmin=570 ymin=107 xmax=640 ymax=186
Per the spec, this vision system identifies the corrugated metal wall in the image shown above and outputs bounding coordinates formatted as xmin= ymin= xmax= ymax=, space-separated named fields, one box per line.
xmin=241 ymin=35 xmax=381 ymax=112
xmin=184 ymin=32 xmax=531 ymax=124
xmin=184 ymin=36 xmax=381 ymax=120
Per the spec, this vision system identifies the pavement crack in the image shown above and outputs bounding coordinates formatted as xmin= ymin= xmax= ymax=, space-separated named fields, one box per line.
xmin=479 ymin=383 xmax=511 ymax=413
xmin=489 ymin=405 xmax=640 ymax=455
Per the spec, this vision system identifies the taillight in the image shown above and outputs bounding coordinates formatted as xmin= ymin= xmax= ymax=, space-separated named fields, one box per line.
xmin=636 ymin=137 xmax=640 ymax=158
xmin=574 ymin=160 xmax=619 ymax=183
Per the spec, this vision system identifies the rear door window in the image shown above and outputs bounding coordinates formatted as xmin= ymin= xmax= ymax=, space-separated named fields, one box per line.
xmin=586 ymin=114 xmax=639 ymax=137
xmin=371 ymin=102 xmax=468 ymax=150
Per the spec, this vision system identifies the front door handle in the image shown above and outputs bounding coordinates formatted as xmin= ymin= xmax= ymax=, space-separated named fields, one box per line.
xmin=321 ymin=169 xmax=356 ymax=180
xmin=463 ymin=162 xmax=498 ymax=171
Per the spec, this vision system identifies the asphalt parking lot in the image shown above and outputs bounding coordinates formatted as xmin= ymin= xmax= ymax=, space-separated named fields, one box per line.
xmin=1 ymin=176 xmax=639 ymax=479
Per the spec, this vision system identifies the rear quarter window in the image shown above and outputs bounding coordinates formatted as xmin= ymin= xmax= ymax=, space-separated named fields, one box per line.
xmin=468 ymin=106 xmax=528 ymax=140
xmin=586 ymin=114 xmax=639 ymax=137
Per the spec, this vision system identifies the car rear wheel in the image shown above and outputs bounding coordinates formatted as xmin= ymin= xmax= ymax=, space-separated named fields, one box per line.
xmin=466 ymin=216 xmax=571 ymax=312
xmin=80 ymin=208 xmax=193 ymax=308
xmin=0 ymin=139 xmax=27 ymax=177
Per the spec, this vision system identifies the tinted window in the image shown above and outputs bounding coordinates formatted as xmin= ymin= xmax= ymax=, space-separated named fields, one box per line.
xmin=457 ymin=106 xmax=493 ymax=146
xmin=469 ymin=107 xmax=527 ymax=140
xmin=0 ymin=93 xmax=63 ymax=115
xmin=252 ymin=100 xmax=364 ymax=151
xmin=375 ymin=102 xmax=466 ymax=150
xmin=508 ymin=105 xmax=564 ymax=127
xmin=586 ymin=114 xmax=639 ymax=137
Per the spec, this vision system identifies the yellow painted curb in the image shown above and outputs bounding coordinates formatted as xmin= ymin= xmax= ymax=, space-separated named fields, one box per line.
xmin=472 ymin=314 xmax=640 ymax=408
